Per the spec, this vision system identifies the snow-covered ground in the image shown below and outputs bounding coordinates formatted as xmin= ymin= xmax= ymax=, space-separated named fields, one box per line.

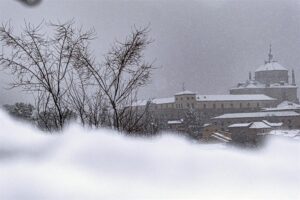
xmin=269 ymin=129 xmax=300 ymax=140
xmin=0 ymin=110 xmax=299 ymax=200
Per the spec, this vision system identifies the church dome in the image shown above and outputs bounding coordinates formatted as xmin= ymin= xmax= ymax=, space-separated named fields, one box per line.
xmin=255 ymin=61 xmax=287 ymax=72
xmin=254 ymin=46 xmax=289 ymax=85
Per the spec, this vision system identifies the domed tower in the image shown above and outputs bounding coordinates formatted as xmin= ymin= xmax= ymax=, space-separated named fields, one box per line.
xmin=254 ymin=45 xmax=288 ymax=85
xmin=230 ymin=45 xmax=298 ymax=104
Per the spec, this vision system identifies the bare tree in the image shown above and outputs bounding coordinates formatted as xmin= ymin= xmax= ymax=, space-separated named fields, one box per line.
xmin=0 ymin=21 xmax=155 ymax=133
xmin=67 ymin=76 xmax=110 ymax=128
xmin=0 ymin=20 xmax=95 ymax=130
xmin=73 ymin=26 xmax=155 ymax=132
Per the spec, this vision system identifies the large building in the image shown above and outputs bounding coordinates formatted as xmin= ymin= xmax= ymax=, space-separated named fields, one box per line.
xmin=230 ymin=46 xmax=298 ymax=103
xmin=133 ymin=91 xmax=276 ymax=125
xmin=132 ymin=47 xmax=300 ymax=132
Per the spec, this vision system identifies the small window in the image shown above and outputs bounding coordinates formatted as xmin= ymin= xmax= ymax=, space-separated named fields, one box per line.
xmin=231 ymin=103 xmax=234 ymax=108
xmin=247 ymin=103 xmax=250 ymax=107
xmin=240 ymin=103 xmax=242 ymax=108
xmin=187 ymin=97 xmax=189 ymax=100
xmin=203 ymin=104 xmax=206 ymax=109
xmin=221 ymin=104 xmax=224 ymax=109
xmin=213 ymin=104 xmax=216 ymax=109
xmin=257 ymin=103 xmax=260 ymax=107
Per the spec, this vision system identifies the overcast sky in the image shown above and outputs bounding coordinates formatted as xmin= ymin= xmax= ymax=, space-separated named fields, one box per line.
xmin=1 ymin=0 xmax=300 ymax=104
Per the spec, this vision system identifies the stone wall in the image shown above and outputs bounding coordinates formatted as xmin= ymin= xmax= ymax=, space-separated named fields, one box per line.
xmin=230 ymin=87 xmax=298 ymax=104
xmin=255 ymin=70 xmax=288 ymax=84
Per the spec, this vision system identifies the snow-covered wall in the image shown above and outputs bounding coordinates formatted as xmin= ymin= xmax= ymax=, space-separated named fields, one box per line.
xmin=0 ymin=110 xmax=299 ymax=200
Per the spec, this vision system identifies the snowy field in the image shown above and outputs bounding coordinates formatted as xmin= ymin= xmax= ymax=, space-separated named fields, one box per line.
xmin=0 ymin=110 xmax=299 ymax=200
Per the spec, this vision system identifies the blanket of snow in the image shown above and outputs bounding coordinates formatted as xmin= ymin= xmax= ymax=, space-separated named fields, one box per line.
xmin=0 ymin=110 xmax=299 ymax=200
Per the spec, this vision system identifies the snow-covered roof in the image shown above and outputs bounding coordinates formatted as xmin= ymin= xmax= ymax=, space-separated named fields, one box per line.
xmin=131 ymin=100 xmax=149 ymax=107
xmin=249 ymin=122 xmax=271 ymax=129
xmin=277 ymin=101 xmax=299 ymax=107
xmin=262 ymin=101 xmax=300 ymax=112
xmin=168 ymin=120 xmax=183 ymax=125
xmin=211 ymin=132 xmax=232 ymax=143
xmin=202 ymin=123 xmax=212 ymax=127
xmin=262 ymin=120 xmax=283 ymax=127
xmin=196 ymin=94 xmax=275 ymax=101
xmin=269 ymin=83 xmax=295 ymax=88
xmin=132 ymin=97 xmax=175 ymax=106
xmin=228 ymin=120 xmax=281 ymax=129
xmin=175 ymin=90 xmax=196 ymax=95
xmin=133 ymin=94 xmax=275 ymax=107
xmin=228 ymin=123 xmax=251 ymax=128
xmin=231 ymin=80 xmax=297 ymax=90
xmin=152 ymin=97 xmax=175 ymax=104
xmin=255 ymin=62 xmax=287 ymax=72
xmin=214 ymin=111 xmax=300 ymax=119
xmin=268 ymin=130 xmax=300 ymax=139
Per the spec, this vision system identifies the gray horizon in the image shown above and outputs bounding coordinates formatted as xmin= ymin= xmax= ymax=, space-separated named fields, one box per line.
xmin=1 ymin=0 xmax=300 ymax=104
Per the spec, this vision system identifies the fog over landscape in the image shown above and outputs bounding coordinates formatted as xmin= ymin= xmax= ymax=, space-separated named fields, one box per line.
xmin=1 ymin=0 xmax=300 ymax=103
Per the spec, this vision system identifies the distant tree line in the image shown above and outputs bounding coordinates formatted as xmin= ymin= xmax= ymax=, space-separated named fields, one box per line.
xmin=0 ymin=20 xmax=156 ymax=134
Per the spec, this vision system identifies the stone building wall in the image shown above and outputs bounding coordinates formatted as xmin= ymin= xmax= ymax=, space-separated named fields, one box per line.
xmin=255 ymin=70 xmax=288 ymax=84
xmin=139 ymin=99 xmax=277 ymax=127
xmin=230 ymin=87 xmax=298 ymax=104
